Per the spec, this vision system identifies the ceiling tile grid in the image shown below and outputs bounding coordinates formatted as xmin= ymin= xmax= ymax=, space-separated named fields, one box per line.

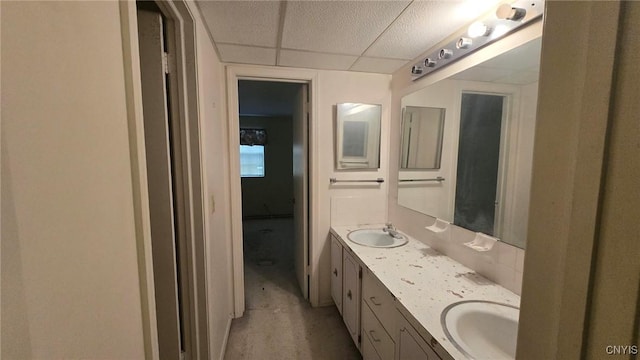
xmin=196 ymin=0 xmax=506 ymax=75
xmin=197 ymin=1 xmax=281 ymax=47
xmin=281 ymin=1 xmax=410 ymax=55
xmin=218 ymin=44 xmax=276 ymax=66
xmin=350 ymin=57 xmax=410 ymax=74
xmin=279 ymin=49 xmax=358 ymax=71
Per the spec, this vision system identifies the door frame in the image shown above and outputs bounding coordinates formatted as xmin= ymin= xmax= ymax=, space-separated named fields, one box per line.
xmin=226 ymin=66 xmax=319 ymax=316
xmin=120 ymin=1 xmax=209 ymax=359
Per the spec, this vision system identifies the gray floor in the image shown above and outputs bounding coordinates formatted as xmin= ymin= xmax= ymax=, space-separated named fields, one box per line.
xmin=224 ymin=218 xmax=361 ymax=360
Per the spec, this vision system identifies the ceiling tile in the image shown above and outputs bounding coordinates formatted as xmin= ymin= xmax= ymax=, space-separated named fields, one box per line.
xmin=197 ymin=1 xmax=280 ymax=47
xmin=218 ymin=44 xmax=276 ymax=66
xmin=365 ymin=0 xmax=501 ymax=60
xmin=278 ymin=50 xmax=358 ymax=71
xmin=451 ymin=66 xmax=514 ymax=82
xmin=282 ymin=1 xmax=410 ymax=55
xmin=494 ymin=70 xmax=540 ymax=85
xmin=350 ymin=57 xmax=408 ymax=74
xmin=480 ymin=37 xmax=542 ymax=70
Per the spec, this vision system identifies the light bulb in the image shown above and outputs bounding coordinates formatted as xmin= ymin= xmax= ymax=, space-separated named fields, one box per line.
xmin=439 ymin=49 xmax=453 ymax=60
xmin=456 ymin=37 xmax=473 ymax=49
xmin=492 ymin=24 xmax=510 ymax=38
xmin=496 ymin=3 xmax=527 ymax=21
xmin=424 ymin=58 xmax=436 ymax=68
xmin=468 ymin=22 xmax=491 ymax=38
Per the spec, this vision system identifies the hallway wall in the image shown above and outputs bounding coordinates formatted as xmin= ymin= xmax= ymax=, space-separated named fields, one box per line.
xmin=191 ymin=0 xmax=235 ymax=357
xmin=1 ymin=2 xmax=145 ymax=358
xmin=240 ymin=116 xmax=294 ymax=218
xmin=1 ymin=1 xmax=236 ymax=358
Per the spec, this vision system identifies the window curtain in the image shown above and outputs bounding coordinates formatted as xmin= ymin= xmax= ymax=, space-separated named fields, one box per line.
xmin=240 ymin=128 xmax=267 ymax=146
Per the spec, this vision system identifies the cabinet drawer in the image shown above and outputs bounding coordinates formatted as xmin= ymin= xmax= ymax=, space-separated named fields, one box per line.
xmin=362 ymin=267 xmax=396 ymax=337
xmin=362 ymin=302 xmax=394 ymax=360
xmin=397 ymin=310 xmax=442 ymax=360
xmin=362 ymin=328 xmax=382 ymax=360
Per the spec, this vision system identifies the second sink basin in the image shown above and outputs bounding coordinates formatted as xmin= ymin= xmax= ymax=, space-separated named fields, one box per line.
xmin=441 ymin=300 xmax=519 ymax=360
xmin=347 ymin=229 xmax=408 ymax=248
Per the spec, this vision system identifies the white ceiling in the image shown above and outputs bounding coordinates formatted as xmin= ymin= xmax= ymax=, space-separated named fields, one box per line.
xmin=196 ymin=0 xmax=503 ymax=74
xmin=450 ymin=37 xmax=541 ymax=85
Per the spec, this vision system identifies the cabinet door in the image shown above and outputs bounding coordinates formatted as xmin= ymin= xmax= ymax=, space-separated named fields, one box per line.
xmin=397 ymin=312 xmax=441 ymax=360
xmin=330 ymin=236 xmax=343 ymax=314
xmin=343 ymin=250 xmax=361 ymax=348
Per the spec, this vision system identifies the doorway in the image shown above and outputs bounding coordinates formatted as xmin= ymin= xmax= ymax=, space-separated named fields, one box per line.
xmin=134 ymin=1 xmax=208 ymax=359
xmin=228 ymin=74 xmax=314 ymax=316
xmin=238 ymin=80 xmax=309 ymax=308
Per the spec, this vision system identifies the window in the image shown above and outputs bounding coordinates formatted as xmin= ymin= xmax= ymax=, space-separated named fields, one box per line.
xmin=239 ymin=128 xmax=267 ymax=177
xmin=240 ymin=145 xmax=265 ymax=177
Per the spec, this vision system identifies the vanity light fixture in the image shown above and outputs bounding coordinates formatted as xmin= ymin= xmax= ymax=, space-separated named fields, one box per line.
xmin=496 ymin=3 xmax=527 ymax=21
xmin=410 ymin=0 xmax=544 ymax=81
xmin=456 ymin=37 xmax=473 ymax=49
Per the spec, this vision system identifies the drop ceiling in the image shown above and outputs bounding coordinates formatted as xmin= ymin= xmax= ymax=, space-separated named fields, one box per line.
xmin=450 ymin=37 xmax=541 ymax=85
xmin=196 ymin=0 xmax=503 ymax=74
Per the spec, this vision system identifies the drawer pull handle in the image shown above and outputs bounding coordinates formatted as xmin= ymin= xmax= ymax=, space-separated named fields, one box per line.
xmin=333 ymin=268 xmax=338 ymax=276
xmin=369 ymin=330 xmax=381 ymax=342
xmin=369 ymin=296 xmax=382 ymax=306
xmin=430 ymin=337 xmax=439 ymax=348
xmin=347 ymin=290 xmax=352 ymax=300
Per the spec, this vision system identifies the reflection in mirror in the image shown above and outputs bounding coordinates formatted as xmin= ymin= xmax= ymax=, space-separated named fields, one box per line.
xmin=401 ymin=106 xmax=445 ymax=170
xmin=335 ymin=103 xmax=381 ymax=170
xmin=454 ymin=93 xmax=506 ymax=236
xmin=397 ymin=37 xmax=542 ymax=249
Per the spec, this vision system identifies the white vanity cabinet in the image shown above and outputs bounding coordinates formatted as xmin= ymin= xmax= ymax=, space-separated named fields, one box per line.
xmin=342 ymin=248 xmax=362 ymax=349
xmin=331 ymin=234 xmax=362 ymax=350
xmin=396 ymin=311 xmax=442 ymax=360
xmin=361 ymin=267 xmax=396 ymax=359
xmin=330 ymin=236 xmax=343 ymax=314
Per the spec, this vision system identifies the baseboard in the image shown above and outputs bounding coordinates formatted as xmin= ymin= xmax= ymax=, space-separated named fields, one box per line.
xmin=218 ymin=314 xmax=233 ymax=360
xmin=317 ymin=299 xmax=335 ymax=307
xmin=242 ymin=214 xmax=293 ymax=220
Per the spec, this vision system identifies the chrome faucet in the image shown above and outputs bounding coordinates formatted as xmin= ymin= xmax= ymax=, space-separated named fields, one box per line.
xmin=383 ymin=223 xmax=403 ymax=239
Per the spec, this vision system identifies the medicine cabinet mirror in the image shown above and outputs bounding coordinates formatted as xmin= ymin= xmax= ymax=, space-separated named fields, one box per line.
xmin=335 ymin=103 xmax=382 ymax=170
xmin=400 ymin=106 xmax=445 ymax=170
xmin=397 ymin=37 xmax=542 ymax=249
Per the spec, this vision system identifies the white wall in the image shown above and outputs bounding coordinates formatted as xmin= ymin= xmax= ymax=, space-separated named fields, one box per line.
xmin=1 ymin=2 xmax=146 ymax=358
xmin=318 ymin=71 xmax=392 ymax=305
xmin=190 ymin=1 xmax=235 ymax=357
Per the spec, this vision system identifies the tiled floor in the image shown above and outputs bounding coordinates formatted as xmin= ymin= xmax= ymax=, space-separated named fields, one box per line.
xmin=224 ymin=218 xmax=361 ymax=360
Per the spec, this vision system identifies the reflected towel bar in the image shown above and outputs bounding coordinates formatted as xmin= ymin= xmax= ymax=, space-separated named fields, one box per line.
xmin=399 ymin=177 xmax=445 ymax=182
xmin=329 ymin=177 xmax=384 ymax=184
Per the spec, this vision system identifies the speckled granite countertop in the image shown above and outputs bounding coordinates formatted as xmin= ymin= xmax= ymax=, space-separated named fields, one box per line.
xmin=330 ymin=224 xmax=520 ymax=360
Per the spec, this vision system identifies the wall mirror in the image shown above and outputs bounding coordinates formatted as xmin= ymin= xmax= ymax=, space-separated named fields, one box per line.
xmin=335 ymin=103 xmax=381 ymax=170
xmin=400 ymin=106 xmax=445 ymax=170
xmin=397 ymin=37 xmax=542 ymax=249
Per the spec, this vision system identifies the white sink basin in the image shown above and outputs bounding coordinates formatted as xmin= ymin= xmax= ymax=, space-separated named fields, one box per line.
xmin=347 ymin=229 xmax=408 ymax=248
xmin=441 ymin=300 xmax=519 ymax=360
